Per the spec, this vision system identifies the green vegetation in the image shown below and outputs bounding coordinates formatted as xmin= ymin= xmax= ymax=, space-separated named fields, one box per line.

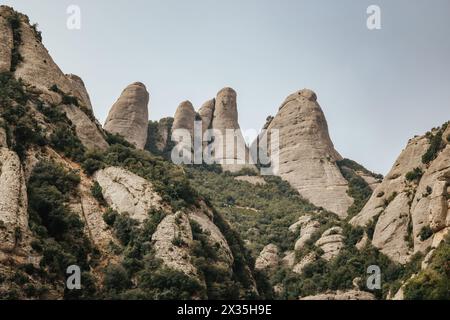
xmin=0 ymin=72 xmax=46 ymax=159
xmin=83 ymin=143 xmax=198 ymax=210
xmin=419 ymin=226 xmax=433 ymax=241
xmin=186 ymin=166 xmax=319 ymax=256
xmin=404 ymin=234 xmax=450 ymax=299
xmin=100 ymin=209 xmax=206 ymax=299
xmin=91 ymin=181 xmax=106 ymax=206
xmin=144 ymin=118 xmax=174 ymax=158
xmin=405 ymin=167 xmax=424 ymax=182
xmin=336 ymin=160 xmax=374 ymax=219
xmin=49 ymin=84 xmax=79 ymax=107
xmin=27 ymin=161 xmax=98 ymax=299
xmin=7 ymin=12 xmax=23 ymax=72
xmin=336 ymin=158 xmax=383 ymax=180
xmin=422 ymin=123 xmax=448 ymax=164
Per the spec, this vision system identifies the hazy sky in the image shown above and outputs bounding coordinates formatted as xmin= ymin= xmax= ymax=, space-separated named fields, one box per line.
xmin=4 ymin=0 xmax=450 ymax=174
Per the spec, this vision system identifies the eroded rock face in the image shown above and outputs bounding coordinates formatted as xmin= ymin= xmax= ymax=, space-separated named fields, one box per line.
xmin=104 ymin=82 xmax=149 ymax=149
xmin=66 ymin=74 xmax=92 ymax=110
xmin=152 ymin=213 xmax=198 ymax=277
xmin=62 ymin=105 xmax=109 ymax=151
xmin=0 ymin=15 xmax=13 ymax=73
xmin=300 ymin=290 xmax=375 ymax=300
xmin=94 ymin=166 xmax=163 ymax=222
xmin=315 ymin=226 xmax=344 ymax=261
xmin=0 ymin=148 xmax=29 ymax=254
xmin=290 ymin=215 xmax=321 ymax=251
xmin=211 ymin=88 xmax=253 ymax=170
xmin=261 ymin=89 xmax=352 ymax=218
xmin=351 ymin=124 xmax=450 ymax=264
xmin=255 ymin=244 xmax=279 ymax=271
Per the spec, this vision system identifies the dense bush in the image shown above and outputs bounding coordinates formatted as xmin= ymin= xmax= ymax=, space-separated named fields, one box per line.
xmin=27 ymin=161 xmax=98 ymax=298
xmin=7 ymin=13 xmax=23 ymax=71
xmin=422 ymin=124 xmax=447 ymax=164
xmin=186 ymin=167 xmax=319 ymax=255
xmin=404 ymin=234 xmax=450 ymax=299
xmin=405 ymin=167 xmax=424 ymax=182
xmin=337 ymin=163 xmax=373 ymax=219
xmin=50 ymin=126 xmax=85 ymax=162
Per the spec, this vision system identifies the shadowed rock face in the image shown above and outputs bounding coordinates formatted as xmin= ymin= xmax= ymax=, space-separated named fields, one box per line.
xmin=261 ymin=89 xmax=352 ymax=218
xmin=104 ymin=82 xmax=149 ymax=149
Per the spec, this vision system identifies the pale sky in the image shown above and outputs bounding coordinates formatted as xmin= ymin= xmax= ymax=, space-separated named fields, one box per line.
xmin=4 ymin=0 xmax=450 ymax=174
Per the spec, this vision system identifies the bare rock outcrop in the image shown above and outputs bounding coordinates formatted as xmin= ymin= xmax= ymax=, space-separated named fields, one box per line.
xmin=255 ymin=244 xmax=279 ymax=271
xmin=66 ymin=74 xmax=93 ymax=110
xmin=104 ymin=82 xmax=149 ymax=149
xmin=290 ymin=215 xmax=321 ymax=250
xmin=172 ymin=101 xmax=197 ymax=142
xmin=0 ymin=148 xmax=30 ymax=255
xmin=260 ymin=89 xmax=353 ymax=218
xmin=315 ymin=226 xmax=344 ymax=261
xmin=151 ymin=212 xmax=198 ymax=277
xmin=62 ymin=105 xmax=109 ymax=151
xmin=94 ymin=167 xmax=163 ymax=222
xmin=351 ymin=124 xmax=450 ymax=264
xmin=300 ymin=290 xmax=375 ymax=300
xmin=210 ymin=87 xmax=254 ymax=172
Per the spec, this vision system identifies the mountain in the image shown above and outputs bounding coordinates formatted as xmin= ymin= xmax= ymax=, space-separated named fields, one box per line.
xmin=0 ymin=5 xmax=448 ymax=301
xmin=0 ymin=6 xmax=265 ymax=299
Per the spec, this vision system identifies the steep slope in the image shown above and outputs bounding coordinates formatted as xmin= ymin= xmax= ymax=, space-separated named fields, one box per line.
xmin=259 ymin=89 xmax=381 ymax=218
xmin=351 ymin=123 xmax=450 ymax=264
xmin=104 ymin=82 xmax=149 ymax=150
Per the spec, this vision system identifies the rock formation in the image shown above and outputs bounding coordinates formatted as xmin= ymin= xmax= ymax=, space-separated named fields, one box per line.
xmin=62 ymin=105 xmax=109 ymax=151
xmin=0 ymin=148 xmax=30 ymax=255
xmin=66 ymin=74 xmax=93 ymax=110
xmin=315 ymin=226 xmax=344 ymax=261
xmin=94 ymin=166 xmax=163 ymax=222
xmin=255 ymin=244 xmax=280 ymax=270
xmin=351 ymin=123 xmax=450 ymax=264
xmin=0 ymin=6 xmax=108 ymax=151
xmin=198 ymin=99 xmax=215 ymax=136
xmin=104 ymin=82 xmax=149 ymax=149
xmin=300 ymin=290 xmax=375 ymax=300
xmin=260 ymin=89 xmax=375 ymax=218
